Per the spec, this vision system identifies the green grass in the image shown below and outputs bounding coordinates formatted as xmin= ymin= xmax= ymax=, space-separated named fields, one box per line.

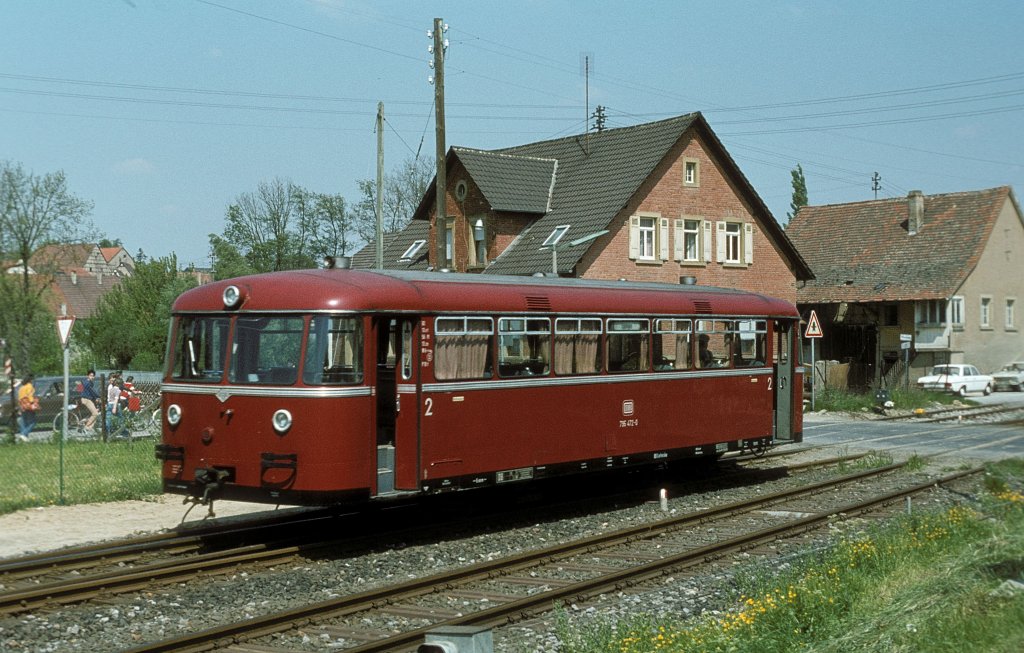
xmin=553 ymin=460 xmax=1024 ymax=653
xmin=812 ymin=387 xmax=972 ymax=413
xmin=0 ymin=438 xmax=161 ymax=514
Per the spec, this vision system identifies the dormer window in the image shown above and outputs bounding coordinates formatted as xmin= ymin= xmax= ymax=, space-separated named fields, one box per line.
xmin=400 ymin=239 xmax=426 ymax=261
xmin=542 ymin=225 xmax=570 ymax=247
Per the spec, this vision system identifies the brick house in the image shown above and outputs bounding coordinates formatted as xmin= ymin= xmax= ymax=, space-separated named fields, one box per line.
xmin=6 ymin=243 xmax=136 ymax=318
xmin=786 ymin=187 xmax=1024 ymax=386
xmin=353 ymin=113 xmax=813 ymax=303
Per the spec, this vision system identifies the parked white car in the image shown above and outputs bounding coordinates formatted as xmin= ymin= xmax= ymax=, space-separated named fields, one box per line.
xmin=916 ymin=364 xmax=993 ymax=396
xmin=992 ymin=361 xmax=1024 ymax=392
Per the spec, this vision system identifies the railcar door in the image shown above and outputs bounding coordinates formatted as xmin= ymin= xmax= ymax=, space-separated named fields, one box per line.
xmin=373 ymin=316 xmax=420 ymax=494
xmin=773 ymin=320 xmax=796 ymax=441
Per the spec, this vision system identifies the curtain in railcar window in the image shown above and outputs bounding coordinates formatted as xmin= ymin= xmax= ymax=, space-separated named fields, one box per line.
xmin=435 ymin=317 xmax=494 ymax=380
xmin=498 ymin=317 xmax=551 ymax=377
xmin=303 ymin=316 xmax=364 ymax=385
xmin=654 ymin=318 xmax=692 ymax=370
xmin=554 ymin=318 xmax=602 ymax=375
xmin=172 ymin=316 xmax=230 ymax=382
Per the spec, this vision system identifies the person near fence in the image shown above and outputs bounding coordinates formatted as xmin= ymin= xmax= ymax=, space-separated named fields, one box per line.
xmin=16 ymin=373 xmax=38 ymax=442
xmin=106 ymin=373 xmax=123 ymax=435
xmin=81 ymin=369 xmax=101 ymax=431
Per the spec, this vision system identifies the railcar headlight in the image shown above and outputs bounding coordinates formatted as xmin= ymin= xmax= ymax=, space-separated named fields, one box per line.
xmin=222 ymin=285 xmax=243 ymax=309
xmin=166 ymin=403 xmax=183 ymax=426
xmin=272 ymin=409 xmax=293 ymax=434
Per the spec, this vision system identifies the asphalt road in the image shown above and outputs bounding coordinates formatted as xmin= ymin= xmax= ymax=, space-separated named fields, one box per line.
xmin=802 ymin=407 xmax=1024 ymax=463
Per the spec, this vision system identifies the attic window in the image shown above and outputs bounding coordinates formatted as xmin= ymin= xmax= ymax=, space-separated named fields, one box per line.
xmin=542 ymin=225 xmax=570 ymax=247
xmin=455 ymin=180 xmax=468 ymax=201
xmin=683 ymin=159 xmax=700 ymax=187
xmin=400 ymin=239 xmax=426 ymax=261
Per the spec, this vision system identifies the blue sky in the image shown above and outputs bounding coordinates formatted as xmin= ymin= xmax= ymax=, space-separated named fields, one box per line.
xmin=3 ymin=0 xmax=1022 ymax=269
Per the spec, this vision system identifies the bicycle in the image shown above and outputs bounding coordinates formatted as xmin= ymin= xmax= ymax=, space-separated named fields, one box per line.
xmin=52 ymin=399 xmax=98 ymax=439
xmin=110 ymin=400 xmax=161 ymax=439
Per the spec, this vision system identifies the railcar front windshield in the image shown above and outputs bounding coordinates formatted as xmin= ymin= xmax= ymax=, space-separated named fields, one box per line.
xmin=172 ymin=316 xmax=231 ymax=381
xmin=170 ymin=314 xmax=363 ymax=385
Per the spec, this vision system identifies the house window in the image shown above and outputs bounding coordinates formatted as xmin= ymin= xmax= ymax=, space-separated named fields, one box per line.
xmin=917 ymin=299 xmax=946 ymax=325
xmin=1007 ymin=298 xmax=1017 ymax=330
xmin=950 ymin=296 xmax=964 ymax=328
xmin=468 ymin=217 xmax=487 ymax=268
xmin=638 ymin=217 xmax=656 ymax=259
xmin=629 ymin=214 xmax=669 ymax=263
xmin=400 ymin=239 xmax=426 ymax=261
xmin=673 ymin=218 xmax=707 ymax=263
xmin=981 ymin=296 xmax=992 ymax=329
xmin=444 ymin=219 xmax=454 ymax=268
xmin=715 ymin=221 xmax=754 ymax=265
xmin=683 ymin=159 xmax=700 ymax=186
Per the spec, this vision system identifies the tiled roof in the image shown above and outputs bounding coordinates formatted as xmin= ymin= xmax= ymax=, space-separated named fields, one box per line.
xmin=399 ymin=112 xmax=811 ymax=279
xmin=453 ymin=148 xmax=555 ymax=214
xmin=485 ymin=114 xmax=703 ymax=275
xmin=350 ymin=219 xmax=431 ymax=270
xmin=50 ymin=270 xmax=123 ymax=318
xmin=786 ymin=187 xmax=1013 ymax=303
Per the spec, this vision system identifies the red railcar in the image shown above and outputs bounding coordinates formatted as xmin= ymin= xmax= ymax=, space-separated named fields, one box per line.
xmin=156 ymin=269 xmax=803 ymax=506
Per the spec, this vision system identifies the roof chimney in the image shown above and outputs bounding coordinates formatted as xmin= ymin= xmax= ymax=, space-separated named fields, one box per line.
xmin=908 ymin=190 xmax=924 ymax=235
xmin=70 ymin=271 xmax=77 ymax=285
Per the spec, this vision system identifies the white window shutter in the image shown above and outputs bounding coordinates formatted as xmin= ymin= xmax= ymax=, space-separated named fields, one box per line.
xmin=628 ymin=216 xmax=640 ymax=260
xmin=703 ymin=220 xmax=712 ymax=262
xmin=744 ymin=223 xmax=754 ymax=264
xmin=673 ymin=219 xmax=684 ymax=261
xmin=716 ymin=221 xmax=726 ymax=262
xmin=659 ymin=218 xmax=670 ymax=261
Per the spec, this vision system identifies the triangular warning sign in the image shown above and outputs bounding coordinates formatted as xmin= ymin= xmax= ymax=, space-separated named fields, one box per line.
xmin=57 ymin=316 xmax=76 ymax=348
xmin=804 ymin=310 xmax=823 ymax=338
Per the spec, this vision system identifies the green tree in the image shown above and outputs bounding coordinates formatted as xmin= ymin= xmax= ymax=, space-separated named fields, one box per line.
xmin=787 ymin=164 xmax=808 ymax=223
xmin=0 ymin=161 xmax=93 ymax=372
xmin=80 ymin=255 xmax=197 ymax=370
xmin=208 ymin=179 xmax=352 ymax=279
xmin=351 ymin=156 xmax=431 ymax=243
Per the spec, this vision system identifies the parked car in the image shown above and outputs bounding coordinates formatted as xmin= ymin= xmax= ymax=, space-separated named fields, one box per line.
xmin=0 ymin=375 xmax=87 ymax=432
xmin=916 ymin=364 xmax=993 ymax=397
xmin=992 ymin=361 xmax=1024 ymax=392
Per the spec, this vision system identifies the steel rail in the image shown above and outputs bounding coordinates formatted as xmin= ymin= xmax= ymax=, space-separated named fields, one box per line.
xmin=120 ymin=458 xmax=942 ymax=653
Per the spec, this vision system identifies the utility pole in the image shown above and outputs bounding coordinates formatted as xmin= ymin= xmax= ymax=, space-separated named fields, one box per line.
xmin=431 ymin=18 xmax=448 ymax=270
xmin=872 ymin=171 xmax=881 ymax=199
xmin=375 ymin=102 xmax=384 ymax=270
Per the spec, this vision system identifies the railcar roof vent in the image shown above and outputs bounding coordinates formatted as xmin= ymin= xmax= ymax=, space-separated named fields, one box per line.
xmin=524 ymin=295 xmax=552 ymax=311
xmin=693 ymin=300 xmax=713 ymax=314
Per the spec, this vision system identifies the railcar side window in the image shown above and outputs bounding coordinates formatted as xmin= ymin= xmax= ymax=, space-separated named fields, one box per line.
xmin=303 ymin=316 xmax=364 ymax=385
xmin=229 ymin=316 xmax=304 ymax=385
xmin=654 ymin=318 xmax=692 ymax=370
xmin=498 ymin=317 xmax=551 ymax=377
xmin=434 ymin=317 xmax=494 ymax=380
xmin=733 ymin=320 xmax=768 ymax=367
xmin=171 ymin=316 xmax=230 ymax=382
xmin=607 ymin=319 xmax=650 ymax=373
xmin=554 ymin=318 xmax=602 ymax=375
xmin=696 ymin=320 xmax=731 ymax=368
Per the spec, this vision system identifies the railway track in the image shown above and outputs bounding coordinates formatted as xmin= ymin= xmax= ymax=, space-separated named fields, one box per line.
xmin=0 ymin=448 xmax=841 ymax=616
xmin=110 ymin=460 xmax=977 ymax=653
xmin=880 ymin=401 xmax=1024 ymax=423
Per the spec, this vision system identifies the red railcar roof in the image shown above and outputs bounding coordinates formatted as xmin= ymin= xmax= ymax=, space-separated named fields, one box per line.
xmin=172 ymin=269 xmax=798 ymax=318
